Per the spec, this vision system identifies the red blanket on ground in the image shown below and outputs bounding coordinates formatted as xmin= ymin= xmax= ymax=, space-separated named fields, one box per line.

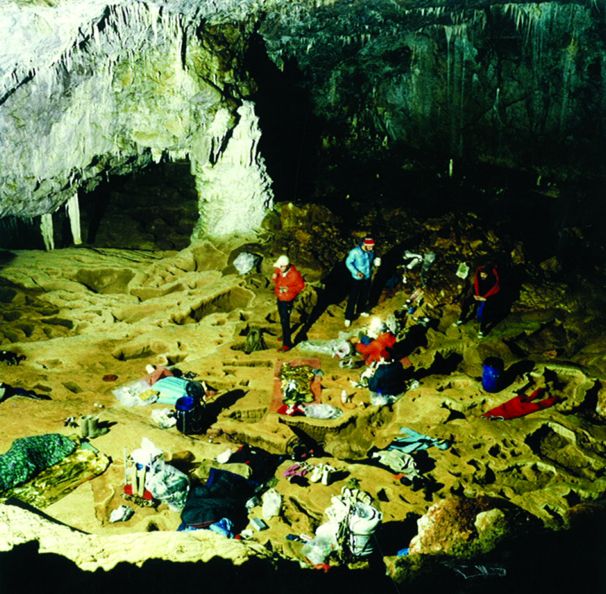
xmin=482 ymin=388 xmax=557 ymax=420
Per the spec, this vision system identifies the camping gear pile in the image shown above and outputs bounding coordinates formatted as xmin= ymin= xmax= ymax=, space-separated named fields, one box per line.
xmin=123 ymin=438 xmax=190 ymax=510
xmin=301 ymin=486 xmax=382 ymax=564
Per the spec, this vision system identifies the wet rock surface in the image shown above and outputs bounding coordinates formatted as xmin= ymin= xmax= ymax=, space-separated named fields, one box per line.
xmin=0 ymin=209 xmax=605 ymax=592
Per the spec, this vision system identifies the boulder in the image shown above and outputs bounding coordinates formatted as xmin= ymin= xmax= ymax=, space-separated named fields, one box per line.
xmin=408 ymin=495 xmax=528 ymax=557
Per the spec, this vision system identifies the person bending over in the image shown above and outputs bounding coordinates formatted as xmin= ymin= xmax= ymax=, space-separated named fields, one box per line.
xmin=456 ymin=262 xmax=501 ymax=337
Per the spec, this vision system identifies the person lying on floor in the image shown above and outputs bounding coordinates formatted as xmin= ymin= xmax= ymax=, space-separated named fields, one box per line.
xmin=144 ymin=365 xmax=218 ymax=402
xmin=145 ymin=364 xmax=174 ymax=385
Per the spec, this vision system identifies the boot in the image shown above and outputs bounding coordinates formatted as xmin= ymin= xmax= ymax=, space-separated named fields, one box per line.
xmin=87 ymin=415 xmax=109 ymax=438
xmin=87 ymin=415 xmax=99 ymax=437
xmin=309 ymin=465 xmax=323 ymax=483
xmin=80 ymin=415 xmax=91 ymax=438
xmin=321 ymin=465 xmax=335 ymax=486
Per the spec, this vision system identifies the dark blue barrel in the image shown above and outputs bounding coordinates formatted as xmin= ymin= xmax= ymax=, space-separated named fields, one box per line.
xmin=482 ymin=357 xmax=504 ymax=392
xmin=175 ymin=396 xmax=204 ymax=434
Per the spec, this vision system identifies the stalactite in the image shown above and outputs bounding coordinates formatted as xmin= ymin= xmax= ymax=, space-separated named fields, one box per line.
xmin=497 ymin=2 xmax=591 ymax=136
xmin=444 ymin=24 xmax=472 ymax=157
xmin=40 ymin=213 xmax=54 ymax=251
xmin=560 ymin=37 xmax=578 ymax=132
xmin=65 ymin=191 xmax=82 ymax=245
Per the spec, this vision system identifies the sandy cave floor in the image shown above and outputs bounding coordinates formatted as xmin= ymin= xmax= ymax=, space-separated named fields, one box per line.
xmin=0 ymin=239 xmax=606 ymax=576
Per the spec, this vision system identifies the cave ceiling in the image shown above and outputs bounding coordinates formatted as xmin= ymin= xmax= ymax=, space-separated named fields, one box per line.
xmin=0 ymin=0 xmax=604 ymax=227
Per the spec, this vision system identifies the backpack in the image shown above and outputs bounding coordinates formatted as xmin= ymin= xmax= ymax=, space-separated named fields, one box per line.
xmin=367 ymin=361 xmax=407 ymax=396
xmin=244 ymin=327 xmax=267 ymax=354
xmin=185 ymin=381 xmax=205 ymax=403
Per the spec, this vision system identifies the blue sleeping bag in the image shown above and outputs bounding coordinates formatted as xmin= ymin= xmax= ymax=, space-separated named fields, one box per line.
xmin=154 ymin=376 xmax=190 ymax=405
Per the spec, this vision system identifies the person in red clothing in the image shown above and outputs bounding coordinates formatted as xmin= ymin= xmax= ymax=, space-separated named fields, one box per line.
xmin=355 ymin=331 xmax=397 ymax=364
xmin=144 ymin=364 xmax=174 ymax=385
xmin=455 ymin=262 xmax=501 ymax=337
xmin=272 ymin=255 xmax=305 ymax=351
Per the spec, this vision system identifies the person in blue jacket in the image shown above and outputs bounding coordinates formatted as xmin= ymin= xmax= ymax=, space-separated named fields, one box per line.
xmin=344 ymin=237 xmax=381 ymax=327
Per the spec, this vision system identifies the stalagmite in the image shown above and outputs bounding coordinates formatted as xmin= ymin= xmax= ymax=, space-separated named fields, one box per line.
xmin=65 ymin=191 xmax=82 ymax=245
xmin=40 ymin=212 xmax=55 ymax=251
xmin=191 ymin=101 xmax=273 ymax=238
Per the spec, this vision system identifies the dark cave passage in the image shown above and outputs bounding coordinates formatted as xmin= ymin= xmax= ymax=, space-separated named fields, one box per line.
xmin=79 ymin=160 xmax=199 ymax=250
xmin=0 ymin=216 xmax=45 ymax=250
xmin=244 ymin=30 xmax=606 ymax=289
xmin=0 ymin=161 xmax=199 ymax=252
xmin=245 ymin=33 xmax=323 ymax=205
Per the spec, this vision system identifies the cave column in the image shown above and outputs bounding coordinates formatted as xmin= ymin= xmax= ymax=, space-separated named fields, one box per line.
xmin=65 ymin=191 xmax=82 ymax=245
xmin=190 ymin=101 xmax=274 ymax=239
xmin=40 ymin=213 xmax=55 ymax=251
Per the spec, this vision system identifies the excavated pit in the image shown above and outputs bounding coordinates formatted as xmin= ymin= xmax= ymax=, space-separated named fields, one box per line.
xmin=0 ymin=207 xmax=605 ymax=592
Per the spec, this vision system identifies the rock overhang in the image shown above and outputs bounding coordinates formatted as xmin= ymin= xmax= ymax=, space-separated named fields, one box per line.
xmin=1 ymin=0 xmax=605 ymax=233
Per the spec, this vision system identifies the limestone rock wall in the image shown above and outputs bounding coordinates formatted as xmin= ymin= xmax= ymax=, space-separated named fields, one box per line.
xmin=0 ymin=502 xmax=270 ymax=571
xmin=0 ymin=0 xmax=273 ymax=238
xmin=1 ymin=0 xmax=605 ymax=241
xmin=191 ymin=101 xmax=273 ymax=238
xmin=260 ymin=0 xmax=606 ymax=180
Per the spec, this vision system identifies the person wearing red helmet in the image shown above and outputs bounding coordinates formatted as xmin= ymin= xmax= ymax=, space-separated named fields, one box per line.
xmin=344 ymin=237 xmax=381 ymax=327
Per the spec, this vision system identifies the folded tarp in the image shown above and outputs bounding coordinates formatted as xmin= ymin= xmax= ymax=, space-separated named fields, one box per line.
xmin=4 ymin=445 xmax=110 ymax=508
xmin=387 ymin=427 xmax=450 ymax=453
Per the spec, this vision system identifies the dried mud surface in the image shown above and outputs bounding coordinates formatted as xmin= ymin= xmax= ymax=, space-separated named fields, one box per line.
xmin=0 ymin=234 xmax=605 ymax=586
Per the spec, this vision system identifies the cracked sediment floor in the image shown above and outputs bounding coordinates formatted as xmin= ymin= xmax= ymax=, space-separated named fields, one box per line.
xmin=0 ymin=239 xmax=605 ymax=589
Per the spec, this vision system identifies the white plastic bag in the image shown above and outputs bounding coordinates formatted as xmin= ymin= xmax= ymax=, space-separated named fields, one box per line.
xmin=215 ymin=448 xmax=234 ymax=464
xmin=112 ymin=379 xmax=155 ymax=407
xmin=297 ymin=338 xmax=351 ymax=357
xmin=261 ymin=488 xmax=282 ymax=520
xmin=456 ymin=261 xmax=470 ymax=279
xmin=146 ymin=459 xmax=190 ymax=511
xmin=347 ymin=502 xmax=382 ymax=557
xmin=303 ymin=403 xmax=343 ymax=420
xmin=233 ymin=252 xmax=261 ymax=275
xmin=150 ymin=408 xmax=176 ymax=428
xmin=109 ymin=505 xmax=134 ymax=523
xmin=302 ymin=536 xmax=334 ymax=565
xmin=131 ymin=437 xmax=163 ymax=467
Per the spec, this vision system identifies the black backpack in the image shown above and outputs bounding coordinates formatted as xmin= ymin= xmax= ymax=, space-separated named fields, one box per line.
xmin=185 ymin=381 xmax=205 ymax=403
xmin=368 ymin=361 xmax=407 ymax=395
xmin=244 ymin=327 xmax=267 ymax=354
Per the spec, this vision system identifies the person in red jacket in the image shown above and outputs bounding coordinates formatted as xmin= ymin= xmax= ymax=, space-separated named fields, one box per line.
xmin=455 ymin=262 xmax=501 ymax=338
xmin=272 ymin=255 xmax=305 ymax=351
xmin=355 ymin=331 xmax=397 ymax=364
